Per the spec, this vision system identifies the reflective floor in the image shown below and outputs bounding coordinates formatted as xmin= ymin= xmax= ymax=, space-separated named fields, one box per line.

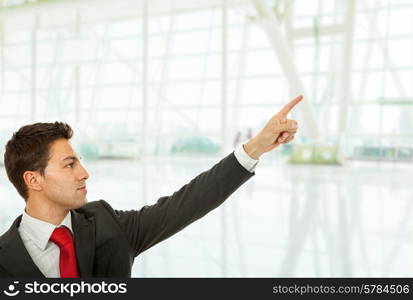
xmin=1 ymin=154 xmax=412 ymax=277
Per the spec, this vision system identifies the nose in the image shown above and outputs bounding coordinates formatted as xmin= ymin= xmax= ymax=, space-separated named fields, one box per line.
xmin=78 ymin=162 xmax=90 ymax=181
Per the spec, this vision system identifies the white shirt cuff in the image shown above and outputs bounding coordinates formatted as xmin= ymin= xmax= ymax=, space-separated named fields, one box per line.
xmin=234 ymin=142 xmax=259 ymax=173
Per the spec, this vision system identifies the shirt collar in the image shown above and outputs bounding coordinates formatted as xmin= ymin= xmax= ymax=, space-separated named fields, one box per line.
xmin=19 ymin=209 xmax=73 ymax=251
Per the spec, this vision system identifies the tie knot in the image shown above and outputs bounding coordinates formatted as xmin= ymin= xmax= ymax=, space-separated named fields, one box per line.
xmin=50 ymin=226 xmax=73 ymax=248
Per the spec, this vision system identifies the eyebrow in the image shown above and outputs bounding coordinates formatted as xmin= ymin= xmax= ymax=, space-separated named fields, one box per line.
xmin=62 ymin=156 xmax=80 ymax=162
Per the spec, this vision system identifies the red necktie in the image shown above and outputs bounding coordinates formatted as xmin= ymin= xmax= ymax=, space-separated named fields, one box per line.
xmin=50 ymin=226 xmax=80 ymax=278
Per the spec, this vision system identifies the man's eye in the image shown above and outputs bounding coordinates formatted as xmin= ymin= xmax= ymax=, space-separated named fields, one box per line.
xmin=66 ymin=163 xmax=74 ymax=168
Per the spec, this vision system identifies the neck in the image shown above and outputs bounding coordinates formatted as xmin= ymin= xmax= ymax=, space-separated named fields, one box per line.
xmin=25 ymin=198 xmax=69 ymax=226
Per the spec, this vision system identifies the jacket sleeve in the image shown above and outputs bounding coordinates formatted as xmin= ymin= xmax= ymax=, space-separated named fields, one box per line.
xmin=101 ymin=152 xmax=254 ymax=257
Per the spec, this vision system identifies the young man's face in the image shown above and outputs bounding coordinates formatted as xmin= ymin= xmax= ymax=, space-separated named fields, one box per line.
xmin=40 ymin=138 xmax=89 ymax=209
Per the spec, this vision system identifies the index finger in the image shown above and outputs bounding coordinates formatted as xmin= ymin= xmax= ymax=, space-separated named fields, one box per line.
xmin=277 ymin=95 xmax=303 ymax=117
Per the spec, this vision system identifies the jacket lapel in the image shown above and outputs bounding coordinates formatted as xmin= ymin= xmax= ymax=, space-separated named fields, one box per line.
xmin=0 ymin=216 xmax=45 ymax=277
xmin=71 ymin=210 xmax=95 ymax=277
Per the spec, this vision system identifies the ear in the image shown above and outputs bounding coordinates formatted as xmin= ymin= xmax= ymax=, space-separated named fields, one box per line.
xmin=23 ymin=171 xmax=43 ymax=192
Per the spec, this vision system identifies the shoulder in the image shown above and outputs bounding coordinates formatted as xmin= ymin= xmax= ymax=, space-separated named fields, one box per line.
xmin=0 ymin=215 xmax=22 ymax=245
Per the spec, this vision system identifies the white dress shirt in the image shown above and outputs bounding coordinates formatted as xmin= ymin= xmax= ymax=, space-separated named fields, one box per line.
xmin=18 ymin=210 xmax=73 ymax=278
xmin=17 ymin=145 xmax=258 ymax=278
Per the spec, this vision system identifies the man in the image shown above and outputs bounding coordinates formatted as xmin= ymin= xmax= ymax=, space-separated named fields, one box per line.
xmin=0 ymin=96 xmax=302 ymax=278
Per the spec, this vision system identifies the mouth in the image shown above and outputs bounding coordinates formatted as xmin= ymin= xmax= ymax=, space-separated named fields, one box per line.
xmin=77 ymin=186 xmax=87 ymax=193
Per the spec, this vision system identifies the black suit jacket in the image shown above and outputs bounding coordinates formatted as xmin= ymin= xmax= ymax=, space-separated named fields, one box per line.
xmin=0 ymin=152 xmax=253 ymax=277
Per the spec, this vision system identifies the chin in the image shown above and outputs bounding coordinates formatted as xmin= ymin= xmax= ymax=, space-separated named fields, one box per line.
xmin=72 ymin=197 xmax=87 ymax=209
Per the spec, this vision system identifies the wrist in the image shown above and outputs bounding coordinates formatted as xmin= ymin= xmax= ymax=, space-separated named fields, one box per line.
xmin=243 ymin=138 xmax=265 ymax=160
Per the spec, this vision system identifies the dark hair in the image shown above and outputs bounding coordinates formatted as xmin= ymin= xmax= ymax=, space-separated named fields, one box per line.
xmin=4 ymin=122 xmax=73 ymax=201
